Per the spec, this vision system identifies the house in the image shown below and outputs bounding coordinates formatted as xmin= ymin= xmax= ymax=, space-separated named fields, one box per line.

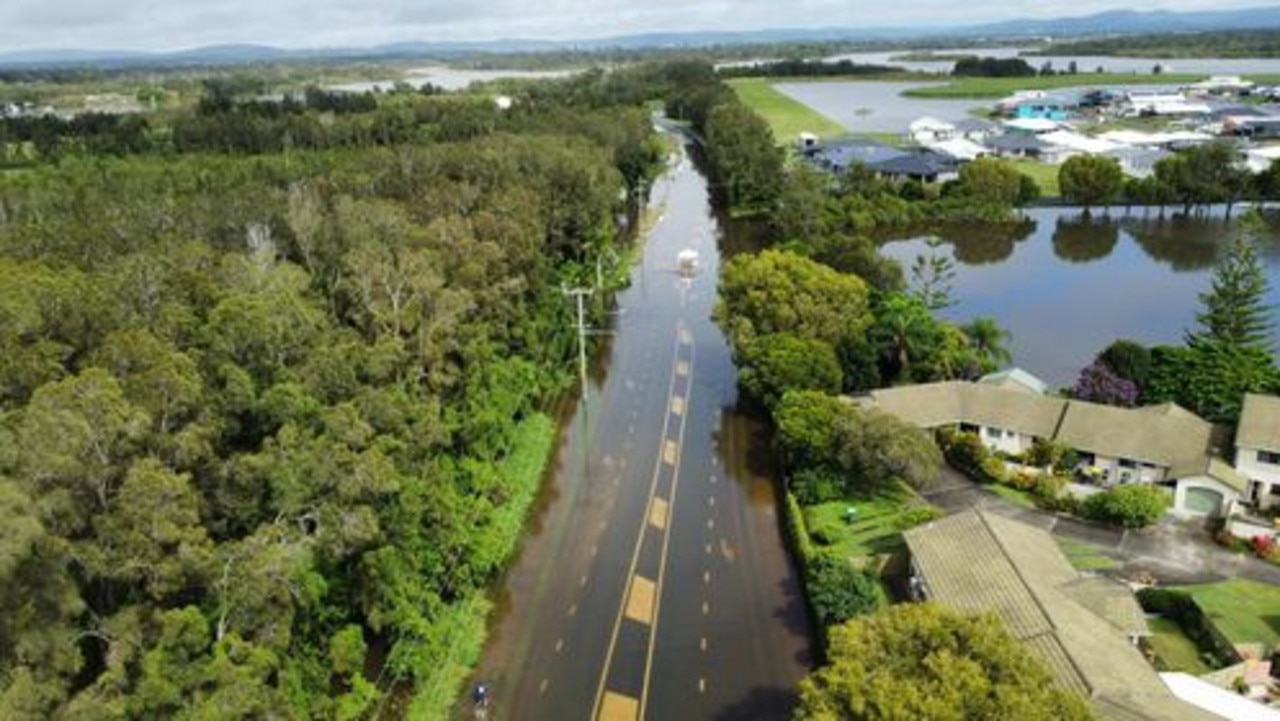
xmin=1002 ymin=117 xmax=1063 ymax=135
xmin=1037 ymin=130 xmax=1123 ymax=164
xmin=1186 ymin=76 xmax=1256 ymax=96
xmin=1244 ymin=145 xmax=1280 ymax=174
xmin=904 ymin=509 xmax=1217 ymax=720
xmin=1234 ymin=393 xmax=1280 ymax=510
xmin=925 ymin=137 xmax=988 ymax=162
xmin=867 ymin=151 xmax=960 ymax=183
xmin=1096 ymin=130 xmax=1216 ymax=150
xmin=858 ymin=378 xmax=1244 ymax=518
xmin=1123 ymin=92 xmax=1212 ymax=118
xmin=907 ymin=116 xmax=956 ymax=144
xmin=1228 ymin=117 xmax=1280 ymax=140
xmin=952 ymin=117 xmax=997 ymax=142
xmin=1009 ymin=94 xmax=1076 ymax=121
xmin=1103 ymin=146 xmax=1172 ymax=179
xmin=804 ymin=138 xmax=910 ymax=174
xmin=984 ymin=132 xmax=1050 ymax=159
xmin=1162 ymin=672 xmax=1280 ymax=721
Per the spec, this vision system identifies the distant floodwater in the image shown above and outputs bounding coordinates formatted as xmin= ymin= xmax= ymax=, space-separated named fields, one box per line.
xmin=329 ymin=66 xmax=576 ymax=92
xmin=823 ymin=47 xmax=1280 ymax=77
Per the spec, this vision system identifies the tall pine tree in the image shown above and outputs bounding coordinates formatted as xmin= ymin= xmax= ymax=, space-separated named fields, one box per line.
xmin=1186 ymin=225 xmax=1274 ymax=350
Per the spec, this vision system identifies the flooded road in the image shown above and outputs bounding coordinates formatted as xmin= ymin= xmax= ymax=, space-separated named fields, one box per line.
xmin=472 ymin=136 xmax=813 ymax=719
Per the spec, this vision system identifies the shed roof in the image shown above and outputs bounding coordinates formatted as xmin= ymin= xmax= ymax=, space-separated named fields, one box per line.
xmin=1237 ymin=393 xmax=1280 ymax=454
xmin=979 ymin=367 xmax=1050 ymax=395
xmin=905 ymin=510 xmax=1219 ymax=720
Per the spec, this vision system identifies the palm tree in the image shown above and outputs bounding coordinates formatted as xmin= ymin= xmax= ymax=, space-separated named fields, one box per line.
xmin=962 ymin=317 xmax=1012 ymax=369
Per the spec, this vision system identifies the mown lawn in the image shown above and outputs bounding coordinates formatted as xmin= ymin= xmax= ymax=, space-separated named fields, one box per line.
xmin=1173 ymin=579 xmax=1280 ymax=650
xmin=802 ymin=484 xmax=930 ymax=560
xmin=728 ymin=77 xmax=847 ymax=142
xmin=1146 ymin=617 xmax=1215 ymax=675
xmin=1010 ymin=159 xmax=1061 ymax=198
xmin=989 ymin=483 xmax=1037 ymax=509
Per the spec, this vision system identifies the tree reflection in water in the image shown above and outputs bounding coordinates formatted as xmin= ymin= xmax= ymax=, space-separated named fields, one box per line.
xmin=1052 ymin=213 xmax=1119 ymax=263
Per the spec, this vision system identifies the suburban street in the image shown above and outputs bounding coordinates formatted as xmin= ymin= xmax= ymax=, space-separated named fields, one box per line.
xmin=473 ymin=140 xmax=813 ymax=719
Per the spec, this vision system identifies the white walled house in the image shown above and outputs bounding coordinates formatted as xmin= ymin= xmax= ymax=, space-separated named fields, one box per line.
xmin=1235 ymin=393 xmax=1280 ymax=510
xmin=858 ymin=372 xmax=1249 ymax=518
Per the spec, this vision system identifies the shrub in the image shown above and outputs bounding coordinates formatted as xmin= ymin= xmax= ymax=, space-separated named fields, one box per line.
xmin=805 ymin=552 xmax=885 ymax=627
xmin=1009 ymin=471 xmax=1038 ymax=492
xmin=938 ymin=428 xmax=1008 ymax=484
xmin=1082 ymin=484 xmax=1171 ymax=528
xmin=1055 ymin=448 xmax=1080 ymax=474
xmin=1214 ymin=529 xmax=1248 ymax=553
xmin=1250 ymin=534 xmax=1277 ymax=560
xmin=980 ymin=456 xmax=1009 ymax=485
xmin=790 ymin=467 xmax=845 ymax=505
xmin=895 ymin=505 xmax=944 ymax=531
xmin=1027 ymin=438 xmax=1066 ymax=468
xmin=1031 ymin=474 xmax=1067 ymax=502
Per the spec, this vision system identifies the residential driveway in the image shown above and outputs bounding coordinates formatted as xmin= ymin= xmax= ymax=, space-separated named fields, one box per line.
xmin=919 ymin=470 xmax=1280 ymax=587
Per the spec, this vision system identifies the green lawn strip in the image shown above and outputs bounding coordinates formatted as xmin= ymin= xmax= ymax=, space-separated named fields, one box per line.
xmin=902 ymin=73 xmax=1208 ymax=99
xmin=1146 ymin=617 xmax=1214 ymax=675
xmin=1055 ymin=537 xmax=1117 ymax=572
xmin=1172 ymin=578 xmax=1280 ymax=650
xmin=989 ymin=483 xmax=1037 ymax=509
xmin=1009 ymin=159 xmax=1061 ymax=198
xmin=802 ymin=485 xmax=922 ymax=560
xmin=407 ymin=412 xmax=556 ymax=720
xmin=728 ymin=77 xmax=847 ymax=142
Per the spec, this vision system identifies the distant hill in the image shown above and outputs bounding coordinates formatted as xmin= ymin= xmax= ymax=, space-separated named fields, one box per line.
xmin=1 ymin=4 xmax=1278 ymax=69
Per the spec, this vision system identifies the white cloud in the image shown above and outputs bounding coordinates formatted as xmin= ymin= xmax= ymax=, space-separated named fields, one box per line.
xmin=0 ymin=0 xmax=1269 ymax=51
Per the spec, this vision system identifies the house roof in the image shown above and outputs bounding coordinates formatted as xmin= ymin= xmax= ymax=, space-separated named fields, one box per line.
xmin=909 ymin=115 xmax=955 ymax=133
xmin=905 ymin=510 xmax=1217 ymax=720
xmin=1162 ymin=673 xmax=1280 ymax=721
xmin=810 ymin=141 xmax=909 ymax=170
xmin=1168 ymin=456 xmax=1249 ymax=494
xmin=864 ymin=382 xmax=1220 ymax=471
xmin=1040 ymin=130 xmax=1124 ymax=155
xmin=1056 ymin=399 xmax=1214 ymax=468
xmin=868 ymin=151 xmax=959 ymax=178
xmin=1003 ymin=117 xmax=1062 ymax=133
xmin=926 ymin=137 xmax=989 ymax=161
xmin=985 ymin=133 xmax=1050 ymax=152
xmin=866 ymin=381 xmax=1067 ymax=438
xmin=1060 ymin=576 xmax=1150 ymax=638
xmin=979 ymin=367 xmax=1050 ymax=395
xmin=1237 ymin=393 xmax=1280 ymax=454
xmin=953 ymin=117 xmax=997 ymax=133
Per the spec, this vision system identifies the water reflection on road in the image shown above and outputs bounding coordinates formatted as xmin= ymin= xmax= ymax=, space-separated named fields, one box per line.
xmin=472 ymin=136 xmax=812 ymax=720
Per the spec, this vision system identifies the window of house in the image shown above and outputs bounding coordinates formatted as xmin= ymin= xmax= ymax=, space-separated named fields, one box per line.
xmin=1259 ymin=450 xmax=1280 ymax=465
xmin=1270 ymin=484 xmax=1280 ymax=497
xmin=985 ymin=427 xmax=1001 ymax=438
xmin=1078 ymin=453 xmax=1095 ymax=466
xmin=1118 ymin=458 xmax=1137 ymax=469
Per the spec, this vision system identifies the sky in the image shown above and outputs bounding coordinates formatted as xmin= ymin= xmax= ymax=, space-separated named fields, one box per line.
xmin=0 ymin=0 xmax=1269 ymax=52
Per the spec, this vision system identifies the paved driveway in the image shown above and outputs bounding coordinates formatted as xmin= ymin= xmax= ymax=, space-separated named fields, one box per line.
xmin=920 ymin=469 xmax=1280 ymax=586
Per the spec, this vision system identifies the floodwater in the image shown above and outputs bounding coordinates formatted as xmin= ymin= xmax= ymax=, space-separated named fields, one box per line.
xmin=773 ymin=80 xmax=983 ymax=134
xmin=879 ymin=207 xmax=1280 ymax=388
xmin=469 ymin=129 xmax=812 ymax=719
xmin=826 ymin=47 xmax=1280 ymax=77
xmin=328 ymin=66 xmax=575 ymax=92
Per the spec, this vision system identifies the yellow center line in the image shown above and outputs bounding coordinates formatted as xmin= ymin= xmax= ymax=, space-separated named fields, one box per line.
xmin=590 ymin=324 xmax=694 ymax=720
xmin=649 ymin=497 xmax=669 ymax=530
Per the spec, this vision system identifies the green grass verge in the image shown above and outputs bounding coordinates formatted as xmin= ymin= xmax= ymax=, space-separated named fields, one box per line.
xmin=405 ymin=594 xmax=492 ymax=721
xmin=1055 ymin=537 xmax=1117 ymax=572
xmin=902 ymin=72 xmax=1208 ymax=99
xmin=1173 ymin=578 xmax=1280 ymax=650
xmin=989 ymin=483 xmax=1037 ymax=509
xmin=1146 ymin=617 xmax=1214 ymax=675
xmin=728 ymin=78 xmax=847 ymax=142
xmin=1010 ymin=159 xmax=1061 ymax=199
xmin=406 ymin=412 xmax=556 ymax=719
xmin=802 ymin=484 xmax=926 ymax=560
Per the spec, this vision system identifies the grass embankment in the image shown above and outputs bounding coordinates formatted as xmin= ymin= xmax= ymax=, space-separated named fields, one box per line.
xmin=1172 ymin=578 xmax=1280 ymax=650
xmin=1146 ymin=617 xmax=1215 ymax=674
xmin=406 ymin=412 xmax=557 ymax=720
xmin=989 ymin=484 xmax=1037 ymax=509
xmin=728 ymin=77 xmax=847 ymax=141
xmin=903 ymin=73 xmax=1208 ymax=99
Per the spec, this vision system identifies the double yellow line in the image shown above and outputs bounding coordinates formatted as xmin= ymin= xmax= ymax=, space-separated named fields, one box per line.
xmin=591 ymin=322 xmax=696 ymax=721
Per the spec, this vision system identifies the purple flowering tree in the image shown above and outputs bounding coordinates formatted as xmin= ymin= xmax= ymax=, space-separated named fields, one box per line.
xmin=1072 ymin=360 xmax=1139 ymax=407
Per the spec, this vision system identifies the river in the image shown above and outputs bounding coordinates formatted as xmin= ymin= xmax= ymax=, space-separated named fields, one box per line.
xmin=469 ymin=129 xmax=812 ymax=719
xmin=879 ymin=207 xmax=1280 ymax=388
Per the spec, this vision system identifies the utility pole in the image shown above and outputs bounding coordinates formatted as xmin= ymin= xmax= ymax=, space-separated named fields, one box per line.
xmin=563 ymin=285 xmax=594 ymax=402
